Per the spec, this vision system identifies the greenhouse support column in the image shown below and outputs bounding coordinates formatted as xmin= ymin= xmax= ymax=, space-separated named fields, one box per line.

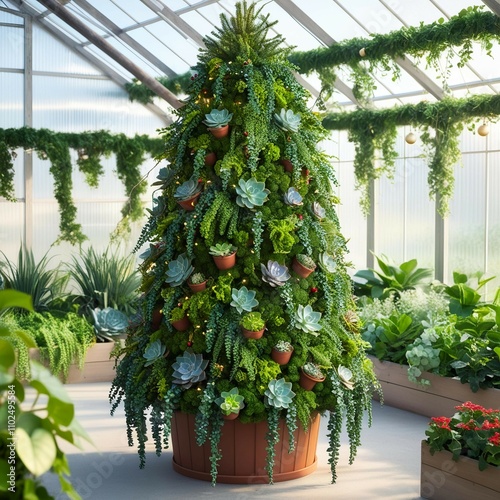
xmin=23 ymin=15 xmax=33 ymax=250
xmin=434 ymin=194 xmax=448 ymax=283
xmin=366 ymin=179 xmax=376 ymax=268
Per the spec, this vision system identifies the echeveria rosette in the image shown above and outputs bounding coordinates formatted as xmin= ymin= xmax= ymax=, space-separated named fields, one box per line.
xmin=312 ymin=202 xmax=326 ymax=220
xmin=172 ymin=351 xmax=209 ymax=389
xmin=274 ymin=109 xmax=301 ymax=133
xmin=235 ymin=178 xmax=270 ymax=209
xmin=203 ymin=108 xmax=233 ymax=128
xmin=230 ymin=286 xmax=258 ymax=314
xmin=165 ymin=253 xmax=194 ymax=287
xmin=336 ymin=365 xmax=355 ymax=390
xmin=295 ymin=304 xmax=322 ymax=335
xmin=283 ymin=187 xmax=303 ymax=206
xmin=92 ymin=307 xmax=128 ymax=335
xmin=174 ymin=176 xmax=202 ymax=200
xmin=143 ymin=339 xmax=166 ymax=367
xmin=261 ymin=260 xmax=291 ymax=287
xmin=319 ymin=252 xmax=337 ymax=273
xmin=265 ymin=378 xmax=295 ymax=409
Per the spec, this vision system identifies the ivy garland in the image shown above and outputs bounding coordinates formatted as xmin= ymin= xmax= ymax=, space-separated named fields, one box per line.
xmin=0 ymin=127 xmax=163 ymax=244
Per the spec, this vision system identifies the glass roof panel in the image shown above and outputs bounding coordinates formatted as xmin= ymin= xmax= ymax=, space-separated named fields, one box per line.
xmin=76 ymin=0 xmax=140 ymax=28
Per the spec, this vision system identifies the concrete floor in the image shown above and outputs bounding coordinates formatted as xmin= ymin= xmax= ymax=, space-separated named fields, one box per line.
xmin=40 ymin=382 xmax=429 ymax=499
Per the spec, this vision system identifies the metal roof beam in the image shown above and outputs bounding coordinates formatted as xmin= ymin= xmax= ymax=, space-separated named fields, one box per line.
xmin=35 ymin=0 xmax=181 ymax=109
xmin=73 ymin=0 xmax=176 ymax=78
xmin=273 ymin=0 xmax=358 ymax=105
xmin=481 ymin=0 xmax=500 ymax=16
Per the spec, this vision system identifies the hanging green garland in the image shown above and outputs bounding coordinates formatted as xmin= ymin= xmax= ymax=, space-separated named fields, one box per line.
xmin=0 ymin=127 xmax=164 ymax=245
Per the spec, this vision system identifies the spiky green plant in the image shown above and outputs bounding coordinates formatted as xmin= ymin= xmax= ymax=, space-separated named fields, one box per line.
xmin=0 ymin=246 xmax=68 ymax=312
xmin=66 ymin=245 xmax=140 ymax=315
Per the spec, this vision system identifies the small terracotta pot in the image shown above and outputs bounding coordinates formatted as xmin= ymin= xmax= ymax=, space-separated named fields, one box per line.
xmin=292 ymin=258 xmax=315 ymax=278
xmin=222 ymin=411 xmax=239 ymax=421
xmin=241 ymin=326 xmax=265 ymax=339
xmin=299 ymin=369 xmax=325 ymax=390
xmin=280 ymin=158 xmax=293 ymax=172
xmin=171 ymin=316 xmax=191 ymax=332
xmin=151 ymin=308 xmax=163 ymax=331
xmin=188 ymin=280 xmax=207 ymax=293
xmin=212 ymin=252 xmax=236 ymax=270
xmin=204 ymin=152 xmax=217 ymax=166
xmin=208 ymin=125 xmax=229 ymax=139
xmin=271 ymin=347 xmax=293 ymax=365
xmin=177 ymin=192 xmax=201 ymax=211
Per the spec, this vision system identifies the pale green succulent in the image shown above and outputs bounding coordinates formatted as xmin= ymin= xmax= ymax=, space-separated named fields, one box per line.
xmin=174 ymin=177 xmax=202 ymax=200
xmin=303 ymin=362 xmax=324 ymax=379
xmin=235 ymin=178 xmax=270 ymax=209
xmin=261 ymin=260 xmax=290 ymax=287
xmin=265 ymin=378 xmax=295 ymax=409
xmin=215 ymin=387 xmax=245 ymax=415
xmin=274 ymin=108 xmax=301 ymax=133
xmin=230 ymin=286 xmax=258 ymax=314
xmin=295 ymin=304 xmax=322 ymax=335
xmin=189 ymin=272 xmax=206 ymax=285
xmin=319 ymin=252 xmax=337 ymax=273
xmin=283 ymin=187 xmax=303 ymax=206
xmin=165 ymin=253 xmax=194 ymax=287
xmin=203 ymin=108 xmax=233 ymax=128
xmin=172 ymin=351 xmax=209 ymax=389
xmin=143 ymin=339 xmax=166 ymax=367
xmin=337 ymin=365 xmax=354 ymax=390
xmin=209 ymin=242 xmax=236 ymax=256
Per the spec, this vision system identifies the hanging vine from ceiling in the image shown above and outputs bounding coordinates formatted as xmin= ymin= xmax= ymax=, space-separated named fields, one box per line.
xmin=0 ymin=127 xmax=164 ymax=245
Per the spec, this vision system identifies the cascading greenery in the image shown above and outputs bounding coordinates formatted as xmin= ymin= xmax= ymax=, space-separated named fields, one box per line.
xmin=122 ymin=5 xmax=500 ymax=216
xmin=110 ymin=1 xmax=378 ymax=485
xmin=0 ymin=127 xmax=164 ymax=244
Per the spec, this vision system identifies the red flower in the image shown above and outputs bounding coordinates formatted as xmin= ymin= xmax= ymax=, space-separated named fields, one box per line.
xmin=455 ymin=402 xmax=486 ymax=412
xmin=431 ymin=416 xmax=451 ymax=430
xmin=481 ymin=418 xmax=500 ymax=430
xmin=456 ymin=419 xmax=480 ymax=431
xmin=488 ymin=432 xmax=500 ymax=447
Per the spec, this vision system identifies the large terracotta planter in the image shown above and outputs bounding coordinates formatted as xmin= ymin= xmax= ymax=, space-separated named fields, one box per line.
xmin=171 ymin=411 xmax=320 ymax=483
xmin=369 ymin=356 xmax=500 ymax=418
xmin=29 ymin=340 xmax=118 ymax=384
xmin=420 ymin=441 xmax=500 ymax=499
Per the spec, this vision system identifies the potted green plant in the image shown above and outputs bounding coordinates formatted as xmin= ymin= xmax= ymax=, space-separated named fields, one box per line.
xmin=110 ymin=2 xmax=378 ymax=487
xmin=188 ymin=272 xmax=208 ymax=293
xmin=203 ymin=108 xmax=233 ymax=138
xmin=271 ymin=340 xmax=294 ymax=365
xmin=421 ymin=401 xmax=500 ymax=498
xmin=215 ymin=387 xmax=245 ymax=420
xmin=292 ymin=254 xmax=317 ymax=278
xmin=240 ymin=311 xmax=266 ymax=339
xmin=300 ymin=362 xmax=325 ymax=390
xmin=174 ymin=177 xmax=203 ymax=211
xmin=209 ymin=243 xmax=237 ymax=270
xmin=170 ymin=307 xmax=190 ymax=331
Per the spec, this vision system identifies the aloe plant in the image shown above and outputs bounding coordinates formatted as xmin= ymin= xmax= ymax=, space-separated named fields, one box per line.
xmin=172 ymin=351 xmax=209 ymax=389
xmin=264 ymin=378 xmax=295 ymax=409
xmin=174 ymin=177 xmax=203 ymax=200
xmin=261 ymin=260 xmax=290 ymax=287
xmin=295 ymin=304 xmax=322 ymax=335
xmin=230 ymin=286 xmax=258 ymax=314
xmin=235 ymin=178 xmax=270 ymax=209
xmin=274 ymin=108 xmax=301 ymax=133
xmin=165 ymin=253 xmax=194 ymax=287
xmin=203 ymin=108 xmax=233 ymax=128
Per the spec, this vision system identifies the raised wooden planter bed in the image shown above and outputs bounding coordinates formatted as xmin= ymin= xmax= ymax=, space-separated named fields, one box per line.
xmin=420 ymin=441 xmax=500 ymax=499
xmin=369 ymin=356 xmax=500 ymax=418
xmin=30 ymin=340 xmax=118 ymax=384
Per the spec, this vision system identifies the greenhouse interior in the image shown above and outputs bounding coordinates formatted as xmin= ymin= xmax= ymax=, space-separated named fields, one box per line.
xmin=1 ymin=0 xmax=499 ymax=499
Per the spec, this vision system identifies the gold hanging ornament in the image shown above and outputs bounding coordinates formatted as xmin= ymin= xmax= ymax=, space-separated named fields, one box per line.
xmin=359 ymin=47 xmax=366 ymax=57
xmin=478 ymin=123 xmax=489 ymax=137
xmin=405 ymin=132 xmax=417 ymax=144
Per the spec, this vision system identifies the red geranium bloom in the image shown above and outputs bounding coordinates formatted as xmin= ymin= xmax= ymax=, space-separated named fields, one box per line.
xmin=488 ymin=432 xmax=500 ymax=447
xmin=455 ymin=402 xmax=486 ymax=412
xmin=431 ymin=416 xmax=451 ymax=430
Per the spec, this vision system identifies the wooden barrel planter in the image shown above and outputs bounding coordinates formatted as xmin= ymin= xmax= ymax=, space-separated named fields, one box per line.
xmin=171 ymin=411 xmax=320 ymax=484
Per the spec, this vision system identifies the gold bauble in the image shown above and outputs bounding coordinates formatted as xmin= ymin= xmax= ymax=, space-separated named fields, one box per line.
xmin=478 ymin=123 xmax=489 ymax=136
xmin=405 ymin=132 xmax=417 ymax=144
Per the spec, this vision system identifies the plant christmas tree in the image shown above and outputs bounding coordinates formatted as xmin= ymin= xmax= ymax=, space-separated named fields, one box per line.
xmin=110 ymin=1 xmax=379 ymax=485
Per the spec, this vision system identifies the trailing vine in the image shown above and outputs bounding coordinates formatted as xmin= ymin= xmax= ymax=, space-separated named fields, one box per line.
xmin=0 ymin=127 xmax=163 ymax=244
